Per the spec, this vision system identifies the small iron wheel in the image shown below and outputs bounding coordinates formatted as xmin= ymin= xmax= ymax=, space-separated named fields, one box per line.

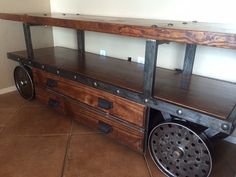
xmin=14 ymin=65 xmax=34 ymax=100
xmin=149 ymin=122 xmax=212 ymax=177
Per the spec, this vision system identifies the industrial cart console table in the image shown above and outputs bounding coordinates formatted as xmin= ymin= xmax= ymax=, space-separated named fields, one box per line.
xmin=1 ymin=13 xmax=236 ymax=177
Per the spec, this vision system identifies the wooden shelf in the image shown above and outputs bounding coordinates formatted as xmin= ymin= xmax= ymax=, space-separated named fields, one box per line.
xmin=0 ymin=13 xmax=236 ymax=49
xmin=7 ymin=47 xmax=236 ymax=120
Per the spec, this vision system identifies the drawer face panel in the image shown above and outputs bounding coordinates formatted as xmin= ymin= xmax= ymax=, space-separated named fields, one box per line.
xmin=35 ymin=87 xmax=66 ymax=114
xmin=33 ymin=68 xmax=145 ymax=127
xmin=35 ymin=86 xmax=144 ymax=152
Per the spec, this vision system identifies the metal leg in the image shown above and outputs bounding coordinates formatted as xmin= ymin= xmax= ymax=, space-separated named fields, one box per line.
xmin=143 ymin=40 xmax=158 ymax=100
xmin=77 ymin=30 xmax=85 ymax=53
xmin=23 ymin=23 xmax=34 ymax=59
xmin=183 ymin=44 xmax=197 ymax=75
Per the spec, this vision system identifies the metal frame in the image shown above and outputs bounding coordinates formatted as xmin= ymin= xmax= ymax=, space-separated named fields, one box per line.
xmin=143 ymin=40 xmax=158 ymax=100
xmin=23 ymin=23 xmax=34 ymax=59
xmin=77 ymin=30 xmax=85 ymax=53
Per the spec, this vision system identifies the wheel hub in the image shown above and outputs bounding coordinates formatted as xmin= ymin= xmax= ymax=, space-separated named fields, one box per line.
xmin=14 ymin=66 xmax=34 ymax=100
xmin=149 ymin=122 xmax=212 ymax=177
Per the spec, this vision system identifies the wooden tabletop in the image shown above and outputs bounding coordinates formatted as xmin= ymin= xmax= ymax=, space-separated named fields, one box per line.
xmin=0 ymin=13 xmax=236 ymax=49
xmin=7 ymin=47 xmax=236 ymax=119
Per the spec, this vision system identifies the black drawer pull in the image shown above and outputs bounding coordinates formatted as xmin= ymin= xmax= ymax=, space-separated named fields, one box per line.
xmin=46 ymin=78 xmax=57 ymax=88
xmin=98 ymin=98 xmax=113 ymax=110
xmin=48 ymin=98 xmax=59 ymax=108
xmin=98 ymin=121 xmax=113 ymax=134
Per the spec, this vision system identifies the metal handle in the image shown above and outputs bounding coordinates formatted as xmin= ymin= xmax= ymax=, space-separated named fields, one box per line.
xmin=46 ymin=78 xmax=57 ymax=88
xmin=98 ymin=121 xmax=113 ymax=134
xmin=98 ymin=98 xmax=113 ymax=110
xmin=48 ymin=98 xmax=59 ymax=108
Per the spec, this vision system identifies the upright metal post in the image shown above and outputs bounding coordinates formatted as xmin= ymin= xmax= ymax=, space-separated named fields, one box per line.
xmin=180 ymin=44 xmax=197 ymax=89
xmin=77 ymin=30 xmax=85 ymax=53
xmin=183 ymin=44 xmax=197 ymax=75
xmin=143 ymin=39 xmax=158 ymax=101
xmin=23 ymin=23 xmax=34 ymax=59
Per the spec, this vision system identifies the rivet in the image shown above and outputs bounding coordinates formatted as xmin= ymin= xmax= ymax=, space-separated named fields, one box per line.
xmin=56 ymin=70 xmax=60 ymax=74
xmin=221 ymin=123 xmax=229 ymax=131
xmin=62 ymin=13 xmax=66 ymax=16
xmin=176 ymin=109 xmax=183 ymax=115
xmin=182 ymin=22 xmax=188 ymax=25
xmin=168 ymin=23 xmax=174 ymax=27
xmin=116 ymin=90 xmax=120 ymax=94
xmin=74 ymin=75 xmax=77 ymax=79
xmin=28 ymin=61 xmax=31 ymax=64
xmin=93 ymin=82 xmax=98 ymax=87
xmin=151 ymin=24 xmax=158 ymax=28
xmin=144 ymin=99 xmax=148 ymax=103
xmin=41 ymin=65 xmax=45 ymax=69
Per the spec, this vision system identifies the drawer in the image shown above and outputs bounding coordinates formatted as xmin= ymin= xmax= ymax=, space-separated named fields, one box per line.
xmin=35 ymin=87 xmax=67 ymax=114
xmin=33 ymin=68 xmax=145 ymax=127
xmin=67 ymin=98 xmax=144 ymax=152
xmin=35 ymin=87 xmax=144 ymax=152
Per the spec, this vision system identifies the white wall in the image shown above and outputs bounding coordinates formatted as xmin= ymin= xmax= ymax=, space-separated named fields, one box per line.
xmin=0 ymin=0 xmax=53 ymax=91
xmin=50 ymin=0 xmax=236 ymax=83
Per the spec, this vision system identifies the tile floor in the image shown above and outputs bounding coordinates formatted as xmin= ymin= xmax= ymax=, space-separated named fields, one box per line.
xmin=0 ymin=91 xmax=235 ymax=177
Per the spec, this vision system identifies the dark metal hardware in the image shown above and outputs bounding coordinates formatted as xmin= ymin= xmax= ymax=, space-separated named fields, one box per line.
xmin=23 ymin=23 xmax=34 ymax=59
xmin=48 ymin=98 xmax=59 ymax=108
xmin=98 ymin=121 xmax=113 ymax=134
xmin=46 ymin=79 xmax=58 ymax=88
xmin=98 ymin=98 xmax=113 ymax=110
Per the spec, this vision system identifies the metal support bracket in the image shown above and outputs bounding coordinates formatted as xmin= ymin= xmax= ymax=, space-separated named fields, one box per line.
xmin=143 ymin=39 xmax=158 ymax=100
xmin=183 ymin=44 xmax=197 ymax=75
xmin=23 ymin=23 xmax=34 ymax=59
xmin=77 ymin=30 xmax=85 ymax=53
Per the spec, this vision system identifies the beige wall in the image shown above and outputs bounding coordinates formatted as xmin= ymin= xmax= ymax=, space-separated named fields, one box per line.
xmin=0 ymin=0 xmax=53 ymax=90
xmin=51 ymin=0 xmax=236 ymax=83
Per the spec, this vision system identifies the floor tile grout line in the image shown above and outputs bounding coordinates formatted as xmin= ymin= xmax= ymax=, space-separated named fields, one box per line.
xmin=144 ymin=154 xmax=154 ymax=177
xmin=60 ymin=118 xmax=73 ymax=177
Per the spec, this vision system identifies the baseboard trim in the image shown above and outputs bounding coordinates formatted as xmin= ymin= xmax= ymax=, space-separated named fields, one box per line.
xmin=0 ymin=86 xmax=17 ymax=95
xmin=224 ymin=135 xmax=236 ymax=144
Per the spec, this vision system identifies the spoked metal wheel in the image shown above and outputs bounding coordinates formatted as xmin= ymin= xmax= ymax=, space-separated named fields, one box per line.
xmin=14 ymin=65 xmax=34 ymax=100
xmin=149 ymin=122 xmax=212 ymax=177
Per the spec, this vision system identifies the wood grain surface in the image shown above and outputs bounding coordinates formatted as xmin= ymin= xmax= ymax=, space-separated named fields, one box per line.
xmin=9 ymin=47 xmax=236 ymax=120
xmin=33 ymin=68 xmax=145 ymax=127
xmin=0 ymin=13 xmax=236 ymax=49
xmin=35 ymin=86 xmax=144 ymax=152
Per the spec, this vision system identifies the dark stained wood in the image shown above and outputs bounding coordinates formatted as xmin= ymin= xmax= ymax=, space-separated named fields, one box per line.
xmin=8 ymin=47 xmax=236 ymax=120
xmin=154 ymin=70 xmax=236 ymax=119
xmin=11 ymin=47 xmax=144 ymax=92
xmin=33 ymin=68 xmax=145 ymax=128
xmin=35 ymin=86 xmax=144 ymax=152
xmin=0 ymin=13 xmax=236 ymax=49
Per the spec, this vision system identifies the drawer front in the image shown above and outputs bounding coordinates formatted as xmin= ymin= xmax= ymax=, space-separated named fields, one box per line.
xmin=67 ymin=99 xmax=144 ymax=152
xmin=35 ymin=87 xmax=144 ymax=152
xmin=33 ymin=68 xmax=145 ymax=127
xmin=35 ymin=87 xmax=67 ymax=114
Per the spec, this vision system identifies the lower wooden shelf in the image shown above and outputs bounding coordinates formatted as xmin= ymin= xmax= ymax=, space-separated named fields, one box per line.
xmin=7 ymin=46 xmax=236 ymax=120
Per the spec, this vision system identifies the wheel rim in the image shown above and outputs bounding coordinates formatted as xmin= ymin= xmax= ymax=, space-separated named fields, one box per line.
xmin=14 ymin=66 xmax=34 ymax=100
xmin=149 ymin=122 xmax=212 ymax=177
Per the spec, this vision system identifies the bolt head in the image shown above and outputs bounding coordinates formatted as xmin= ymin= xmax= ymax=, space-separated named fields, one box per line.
xmin=177 ymin=109 xmax=182 ymax=115
xmin=221 ymin=123 xmax=229 ymax=131
xmin=116 ymin=90 xmax=120 ymax=94
xmin=93 ymin=82 xmax=98 ymax=87
xmin=74 ymin=75 xmax=77 ymax=79
xmin=144 ymin=99 xmax=148 ymax=103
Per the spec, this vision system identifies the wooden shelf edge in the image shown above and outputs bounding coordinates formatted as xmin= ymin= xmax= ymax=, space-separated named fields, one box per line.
xmin=0 ymin=13 xmax=236 ymax=50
